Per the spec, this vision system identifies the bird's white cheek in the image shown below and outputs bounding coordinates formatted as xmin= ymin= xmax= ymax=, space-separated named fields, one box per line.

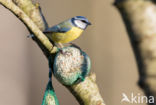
xmin=75 ymin=20 xmax=87 ymax=29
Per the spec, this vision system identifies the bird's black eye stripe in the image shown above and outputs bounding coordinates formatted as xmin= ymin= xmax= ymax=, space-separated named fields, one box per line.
xmin=81 ymin=20 xmax=86 ymax=23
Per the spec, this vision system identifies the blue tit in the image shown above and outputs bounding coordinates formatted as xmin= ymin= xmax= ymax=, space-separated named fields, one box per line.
xmin=43 ymin=16 xmax=91 ymax=44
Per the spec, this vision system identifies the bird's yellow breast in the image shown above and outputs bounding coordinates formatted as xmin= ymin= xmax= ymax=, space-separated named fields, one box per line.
xmin=47 ymin=27 xmax=83 ymax=43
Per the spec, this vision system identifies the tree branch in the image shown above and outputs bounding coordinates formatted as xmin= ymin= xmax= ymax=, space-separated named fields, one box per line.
xmin=115 ymin=0 xmax=156 ymax=104
xmin=67 ymin=73 xmax=105 ymax=105
xmin=0 ymin=0 xmax=105 ymax=105
xmin=13 ymin=0 xmax=45 ymax=31
xmin=0 ymin=0 xmax=57 ymax=54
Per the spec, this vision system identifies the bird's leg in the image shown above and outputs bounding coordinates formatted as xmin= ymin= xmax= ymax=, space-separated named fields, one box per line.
xmin=69 ymin=43 xmax=82 ymax=50
xmin=58 ymin=43 xmax=64 ymax=48
xmin=57 ymin=43 xmax=66 ymax=54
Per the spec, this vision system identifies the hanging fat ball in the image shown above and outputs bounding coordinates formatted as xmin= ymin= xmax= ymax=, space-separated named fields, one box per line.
xmin=53 ymin=46 xmax=91 ymax=85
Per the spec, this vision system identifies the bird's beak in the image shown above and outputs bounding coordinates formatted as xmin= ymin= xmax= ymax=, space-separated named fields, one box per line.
xmin=87 ymin=22 xmax=92 ymax=25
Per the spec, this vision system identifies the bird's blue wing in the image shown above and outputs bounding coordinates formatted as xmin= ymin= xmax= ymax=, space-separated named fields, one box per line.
xmin=44 ymin=25 xmax=71 ymax=33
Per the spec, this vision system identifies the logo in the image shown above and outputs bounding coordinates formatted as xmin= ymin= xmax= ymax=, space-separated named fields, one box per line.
xmin=121 ymin=93 xmax=155 ymax=104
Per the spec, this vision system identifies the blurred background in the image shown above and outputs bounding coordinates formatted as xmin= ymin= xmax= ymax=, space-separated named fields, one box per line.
xmin=0 ymin=0 xmax=146 ymax=105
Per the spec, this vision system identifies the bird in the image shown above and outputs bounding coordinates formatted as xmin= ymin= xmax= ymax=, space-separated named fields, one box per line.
xmin=43 ymin=16 xmax=91 ymax=47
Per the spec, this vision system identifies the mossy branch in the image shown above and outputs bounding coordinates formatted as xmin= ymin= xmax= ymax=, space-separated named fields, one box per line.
xmin=0 ymin=0 xmax=105 ymax=105
xmin=115 ymin=0 xmax=156 ymax=104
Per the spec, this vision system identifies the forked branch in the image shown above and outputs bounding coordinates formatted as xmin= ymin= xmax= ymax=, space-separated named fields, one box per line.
xmin=0 ymin=0 xmax=105 ymax=105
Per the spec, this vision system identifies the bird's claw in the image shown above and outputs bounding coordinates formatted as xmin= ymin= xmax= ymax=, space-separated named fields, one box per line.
xmin=58 ymin=48 xmax=65 ymax=54
xmin=27 ymin=34 xmax=34 ymax=38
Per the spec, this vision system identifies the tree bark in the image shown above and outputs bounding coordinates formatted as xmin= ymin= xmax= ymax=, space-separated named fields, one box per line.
xmin=115 ymin=0 xmax=156 ymax=104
